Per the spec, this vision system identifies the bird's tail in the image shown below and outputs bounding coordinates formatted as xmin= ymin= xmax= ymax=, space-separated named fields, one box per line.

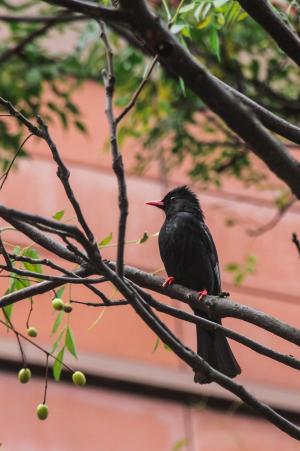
xmin=194 ymin=314 xmax=241 ymax=384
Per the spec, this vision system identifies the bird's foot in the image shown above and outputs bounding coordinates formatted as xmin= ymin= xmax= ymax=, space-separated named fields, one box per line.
xmin=197 ymin=289 xmax=208 ymax=301
xmin=163 ymin=276 xmax=175 ymax=288
xmin=219 ymin=291 xmax=230 ymax=298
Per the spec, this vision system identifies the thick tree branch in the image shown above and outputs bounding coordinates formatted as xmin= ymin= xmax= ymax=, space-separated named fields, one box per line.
xmin=0 ymin=13 xmax=86 ymax=23
xmin=237 ymin=0 xmax=300 ymax=68
xmin=216 ymin=78 xmax=300 ymax=146
xmin=43 ymin=0 xmax=127 ymax=22
xmin=96 ymin=264 xmax=300 ymax=440
xmin=107 ymin=262 xmax=300 ymax=347
xmin=130 ymin=283 xmax=300 ymax=371
xmin=0 ymin=268 xmax=90 ymax=307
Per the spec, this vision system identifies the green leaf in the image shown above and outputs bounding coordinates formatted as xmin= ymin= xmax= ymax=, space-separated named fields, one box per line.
xmin=99 ymin=232 xmax=113 ymax=247
xmin=209 ymin=28 xmax=220 ymax=61
xmin=179 ymin=77 xmax=186 ymax=97
xmin=52 ymin=209 xmax=65 ymax=221
xmin=225 ymin=263 xmax=239 ymax=272
xmin=66 ymin=327 xmax=78 ymax=359
xmin=138 ymin=232 xmax=149 ymax=244
xmin=172 ymin=438 xmax=187 ymax=451
xmin=51 ymin=327 xmax=66 ymax=353
xmin=170 ymin=23 xmax=186 ymax=34
xmin=22 ymin=248 xmax=42 ymax=274
xmin=213 ymin=0 xmax=229 ymax=7
xmin=179 ymin=4 xmax=195 ymax=14
xmin=74 ymin=120 xmax=87 ymax=133
xmin=56 ymin=286 xmax=65 ymax=299
xmin=152 ymin=337 xmax=160 ymax=353
xmin=52 ymin=346 xmax=65 ymax=381
xmin=12 ymin=246 xmax=21 ymax=256
xmin=2 ymin=304 xmax=13 ymax=324
xmin=51 ymin=311 xmax=65 ymax=336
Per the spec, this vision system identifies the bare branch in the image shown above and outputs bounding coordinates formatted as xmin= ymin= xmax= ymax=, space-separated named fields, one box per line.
xmin=247 ymin=197 xmax=296 ymax=237
xmin=115 ymin=55 xmax=159 ymax=124
xmin=0 ymin=133 xmax=33 ymax=192
xmin=99 ymin=263 xmax=300 ymax=440
xmin=0 ymin=268 xmax=91 ymax=308
xmin=0 ymin=13 xmax=86 ymax=23
xmin=42 ymin=0 xmax=127 ymax=22
xmin=106 ymin=262 xmax=300 ymax=347
xmin=0 ymin=318 xmax=75 ymax=373
xmin=0 ymin=19 xmax=62 ymax=65
xmin=148 ymin=289 xmax=300 ymax=370
xmin=292 ymin=233 xmax=300 ymax=257
xmin=100 ymin=21 xmax=128 ymax=277
xmin=215 ymin=77 xmax=300 ymax=146
xmin=0 ymin=264 xmax=104 ymax=284
xmin=37 ymin=117 xmax=96 ymax=244
xmin=71 ymin=299 xmax=128 ymax=307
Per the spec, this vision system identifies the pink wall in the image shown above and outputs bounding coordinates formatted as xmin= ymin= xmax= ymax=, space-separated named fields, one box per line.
xmin=0 ymin=82 xmax=299 ymax=450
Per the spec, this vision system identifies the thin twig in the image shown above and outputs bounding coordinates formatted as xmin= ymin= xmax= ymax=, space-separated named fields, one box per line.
xmin=100 ymin=21 xmax=128 ymax=277
xmin=71 ymin=299 xmax=128 ymax=307
xmin=37 ymin=116 xmax=96 ymax=244
xmin=0 ymin=133 xmax=33 ymax=191
xmin=248 ymin=197 xmax=296 ymax=237
xmin=0 ymin=264 xmax=105 ymax=284
xmin=0 ymin=318 xmax=74 ymax=372
xmin=292 ymin=233 xmax=300 ymax=257
xmin=115 ymin=55 xmax=159 ymax=124
xmin=2 ymin=308 xmax=27 ymax=368
xmin=26 ymin=297 xmax=34 ymax=330
xmin=43 ymin=355 xmax=49 ymax=404
xmin=0 ymin=19 xmax=63 ymax=65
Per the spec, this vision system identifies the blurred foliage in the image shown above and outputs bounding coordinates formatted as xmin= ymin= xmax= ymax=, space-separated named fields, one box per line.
xmin=225 ymin=254 xmax=258 ymax=285
xmin=0 ymin=0 xmax=299 ymax=189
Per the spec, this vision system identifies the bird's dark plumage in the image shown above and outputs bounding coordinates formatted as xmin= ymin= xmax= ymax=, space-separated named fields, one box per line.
xmin=147 ymin=185 xmax=241 ymax=383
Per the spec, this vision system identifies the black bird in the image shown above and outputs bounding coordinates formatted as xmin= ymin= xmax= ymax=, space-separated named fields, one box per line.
xmin=146 ymin=185 xmax=241 ymax=383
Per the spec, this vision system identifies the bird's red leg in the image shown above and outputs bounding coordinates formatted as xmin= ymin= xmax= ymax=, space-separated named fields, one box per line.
xmin=163 ymin=276 xmax=175 ymax=288
xmin=198 ymin=289 xmax=208 ymax=301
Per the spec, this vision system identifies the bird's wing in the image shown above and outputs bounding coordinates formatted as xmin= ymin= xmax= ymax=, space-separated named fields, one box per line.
xmin=199 ymin=221 xmax=221 ymax=292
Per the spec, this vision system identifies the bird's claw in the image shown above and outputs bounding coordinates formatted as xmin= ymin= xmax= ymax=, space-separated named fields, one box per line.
xmin=163 ymin=276 xmax=175 ymax=288
xmin=198 ymin=289 xmax=208 ymax=301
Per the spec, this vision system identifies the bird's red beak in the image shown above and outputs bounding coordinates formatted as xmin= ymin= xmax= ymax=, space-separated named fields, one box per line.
xmin=145 ymin=200 xmax=164 ymax=209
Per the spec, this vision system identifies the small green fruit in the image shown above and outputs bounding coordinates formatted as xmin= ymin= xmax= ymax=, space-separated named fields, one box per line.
xmin=52 ymin=298 xmax=64 ymax=311
xmin=18 ymin=368 xmax=31 ymax=384
xmin=72 ymin=371 xmax=86 ymax=386
xmin=37 ymin=403 xmax=48 ymax=420
xmin=27 ymin=326 xmax=38 ymax=338
xmin=63 ymin=303 xmax=73 ymax=313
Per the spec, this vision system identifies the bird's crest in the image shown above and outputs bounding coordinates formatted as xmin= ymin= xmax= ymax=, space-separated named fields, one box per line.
xmin=163 ymin=185 xmax=204 ymax=220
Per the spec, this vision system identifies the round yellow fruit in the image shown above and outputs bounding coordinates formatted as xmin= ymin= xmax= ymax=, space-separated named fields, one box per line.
xmin=52 ymin=298 xmax=64 ymax=311
xmin=36 ymin=404 xmax=48 ymax=420
xmin=72 ymin=371 xmax=86 ymax=386
xmin=18 ymin=368 xmax=31 ymax=384
xmin=27 ymin=327 xmax=38 ymax=337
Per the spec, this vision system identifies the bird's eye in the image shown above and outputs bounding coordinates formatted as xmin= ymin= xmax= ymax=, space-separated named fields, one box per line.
xmin=170 ymin=196 xmax=175 ymax=202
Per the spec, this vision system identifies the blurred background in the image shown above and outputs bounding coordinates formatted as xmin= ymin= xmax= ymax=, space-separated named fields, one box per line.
xmin=0 ymin=1 xmax=300 ymax=450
